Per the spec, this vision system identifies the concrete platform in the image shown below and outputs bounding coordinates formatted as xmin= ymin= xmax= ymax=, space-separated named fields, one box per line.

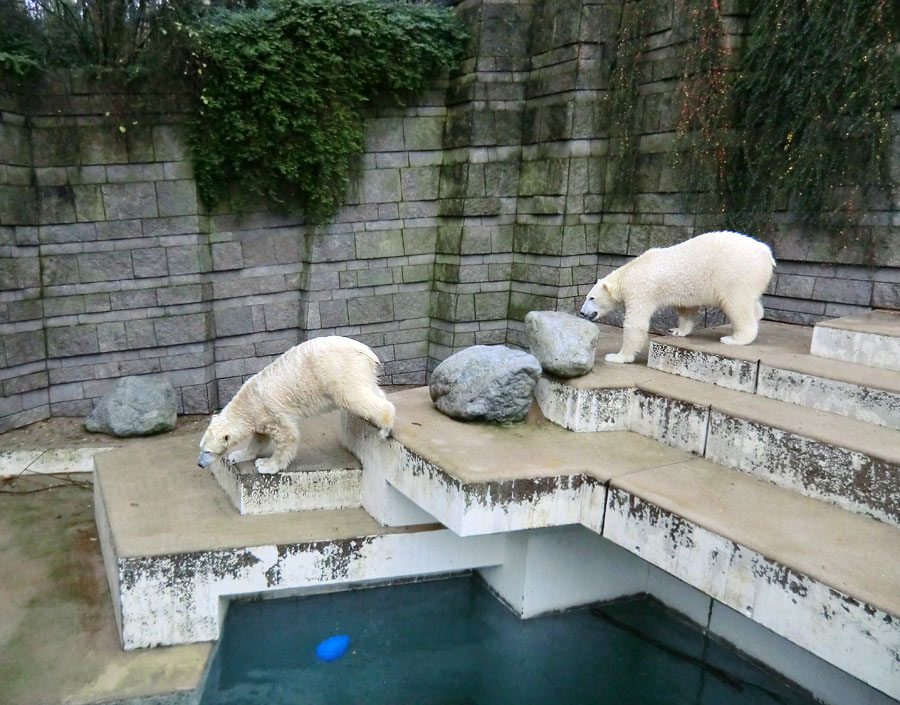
xmin=648 ymin=321 xmax=900 ymax=430
xmin=347 ymin=389 xmax=900 ymax=700
xmin=94 ymin=434 xmax=505 ymax=649
xmin=811 ymin=310 xmax=900 ymax=372
xmin=207 ymin=413 xmax=363 ymax=515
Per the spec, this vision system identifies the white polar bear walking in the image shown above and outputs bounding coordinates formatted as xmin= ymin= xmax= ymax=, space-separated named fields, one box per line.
xmin=580 ymin=231 xmax=775 ymax=364
xmin=197 ymin=336 xmax=395 ymax=474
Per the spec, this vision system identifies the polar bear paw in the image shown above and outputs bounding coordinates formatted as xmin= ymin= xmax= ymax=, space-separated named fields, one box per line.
xmin=254 ymin=458 xmax=282 ymax=474
xmin=720 ymin=335 xmax=753 ymax=346
xmin=667 ymin=327 xmax=690 ymax=337
xmin=605 ymin=352 xmax=635 ymax=364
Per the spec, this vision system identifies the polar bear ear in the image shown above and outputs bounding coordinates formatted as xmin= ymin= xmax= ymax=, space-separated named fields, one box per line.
xmin=602 ymin=281 xmax=611 ymax=292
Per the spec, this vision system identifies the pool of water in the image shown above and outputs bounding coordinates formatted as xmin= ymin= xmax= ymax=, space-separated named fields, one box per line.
xmin=200 ymin=576 xmax=815 ymax=705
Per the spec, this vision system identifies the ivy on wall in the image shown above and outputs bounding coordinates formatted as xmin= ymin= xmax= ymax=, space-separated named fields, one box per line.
xmin=723 ymin=0 xmax=898 ymax=236
xmin=187 ymin=0 xmax=465 ymax=223
xmin=611 ymin=0 xmax=898 ymax=238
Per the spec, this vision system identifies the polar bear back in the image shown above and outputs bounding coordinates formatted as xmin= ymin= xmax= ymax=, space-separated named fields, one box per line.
xmin=241 ymin=336 xmax=382 ymax=419
xmin=618 ymin=230 xmax=774 ymax=309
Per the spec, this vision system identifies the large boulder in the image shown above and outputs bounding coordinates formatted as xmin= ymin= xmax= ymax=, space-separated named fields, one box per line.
xmin=525 ymin=311 xmax=600 ymax=377
xmin=85 ymin=376 xmax=177 ymax=437
xmin=429 ymin=345 xmax=542 ymax=424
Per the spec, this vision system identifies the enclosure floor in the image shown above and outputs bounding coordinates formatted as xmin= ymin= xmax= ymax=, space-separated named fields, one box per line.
xmin=0 ymin=475 xmax=211 ymax=705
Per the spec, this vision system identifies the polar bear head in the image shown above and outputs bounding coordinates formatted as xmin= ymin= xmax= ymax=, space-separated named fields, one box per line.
xmin=198 ymin=413 xmax=241 ymax=468
xmin=580 ymin=279 xmax=618 ymax=322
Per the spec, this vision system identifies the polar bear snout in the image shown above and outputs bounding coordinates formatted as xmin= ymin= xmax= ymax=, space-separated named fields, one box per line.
xmin=197 ymin=450 xmax=217 ymax=468
xmin=579 ymin=306 xmax=600 ymax=322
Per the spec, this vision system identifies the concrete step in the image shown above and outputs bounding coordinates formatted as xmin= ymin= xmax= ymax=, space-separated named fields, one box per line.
xmin=647 ymin=321 xmax=900 ymax=430
xmin=207 ymin=413 xmax=363 ymax=515
xmin=535 ymin=352 xmax=900 ymax=529
xmin=346 ymin=388 xmax=900 ymax=701
xmin=94 ymin=433 xmax=505 ymax=650
xmin=811 ymin=310 xmax=900 ymax=372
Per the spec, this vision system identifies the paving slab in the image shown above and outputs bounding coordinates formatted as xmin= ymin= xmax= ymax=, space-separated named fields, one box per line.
xmin=389 ymin=387 xmax=691 ymax=485
xmin=815 ymin=309 xmax=900 ymax=337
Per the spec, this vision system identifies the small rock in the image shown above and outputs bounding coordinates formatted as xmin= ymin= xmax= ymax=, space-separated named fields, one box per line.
xmin=85 ymin=376 xmax=177 ymax=437
xmin=525 ymin=311 xmax=600 ymax=377
xmin=429 ymin=345 xmax=542 ymax=424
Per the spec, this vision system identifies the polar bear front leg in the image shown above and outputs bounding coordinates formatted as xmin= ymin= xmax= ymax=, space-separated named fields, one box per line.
xmin=606 ymin=309 xmax=651 ymax=364
xmin=228 ymin=433 xmax=268 ymax=464
xmin=668 ymin=307 xmax=698 ymax=337
xmin=254 ymin=423 xmax=300 ymax=474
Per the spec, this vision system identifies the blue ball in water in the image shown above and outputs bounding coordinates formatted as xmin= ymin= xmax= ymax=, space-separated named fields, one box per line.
xmin=315 ymin=634 xmax=350 ymax=662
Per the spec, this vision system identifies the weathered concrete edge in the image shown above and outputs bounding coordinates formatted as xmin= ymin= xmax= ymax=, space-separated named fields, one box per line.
xmin=208 ymin=459 xmax=363 ymax=515
xmin=111 ymin=526 xmax=505 ymax=650
xmin=757 ymin=364 xmax=900 ymax=431
xmin=706 ymin=411 xmax=900 ymax=528
xmin=648 ymin=341 xmax=758 ymax=393
xmin=536 ymin=376 xmax=900 ymax=528
xmin=0 ymin=447 xmax=114 ymax=477
xmin=603 ymin=486 xmax=900 ymax=701
xmin=811 ymin=326 xmax=900 ymax=373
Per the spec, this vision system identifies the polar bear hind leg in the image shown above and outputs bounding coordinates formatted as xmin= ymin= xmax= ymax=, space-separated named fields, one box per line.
xmin=755 ymin=299 xmax=765 ymax=321
xmin=668 ymin=306 xmax=699 ymax=337
xmin=720 ymin=299 xmax=759 ymax=345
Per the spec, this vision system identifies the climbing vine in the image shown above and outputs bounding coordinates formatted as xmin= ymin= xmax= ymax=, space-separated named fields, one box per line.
xmin=605 ymin=0 xmax=651 ymax=197
xmin=723 ymin=0 xmax=898 ymax=236
xmin=672 ymin=0 xmax=898 ymax=237
xmin=672 ymin=0 xmax=733 ymax=209
xmin=187 ymin=0 xmax=465 ymax=222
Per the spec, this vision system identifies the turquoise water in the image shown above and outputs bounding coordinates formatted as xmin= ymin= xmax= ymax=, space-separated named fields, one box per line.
xmin=200 ymin=577 xmax=815 ymax=705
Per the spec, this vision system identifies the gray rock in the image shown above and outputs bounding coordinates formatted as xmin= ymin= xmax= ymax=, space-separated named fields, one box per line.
xmin=85 ymin=375 xmax=177 ymax=437
xmin=429 ymin=345 xmax=542 ymax=424
xmin=525 ymin=311 xmax=600 ymax=378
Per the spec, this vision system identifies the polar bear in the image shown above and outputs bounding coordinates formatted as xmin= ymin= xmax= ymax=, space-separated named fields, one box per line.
xmin=197 ymin=336 xmax=395 ymax=474
xmin=579 ymin=231 xmax=775 ymax=364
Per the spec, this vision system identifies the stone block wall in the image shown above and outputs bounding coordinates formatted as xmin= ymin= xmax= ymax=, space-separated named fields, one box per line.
xmin=1 ymin=0 xmax=898 ymax=432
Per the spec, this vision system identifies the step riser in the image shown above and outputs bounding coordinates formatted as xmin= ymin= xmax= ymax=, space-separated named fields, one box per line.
xmin=757 ymin=365 xmax=900 ymax=431
xmin=650 ymin=342 xmax=900 ymax=431
xmin=705 ymin=412 xmax=900 ymax=528
xmin=209 ymin=460 xmax=362 ymax=515
xmin=603 ymin=487 xmax=900 ymax=702
xmin=648 ymin=342 xmax=758 ymax=392
xmin=811 ymin=326 xmax=900 ymax=372
xmin=535 ymin=379 xmax=899 ymax=528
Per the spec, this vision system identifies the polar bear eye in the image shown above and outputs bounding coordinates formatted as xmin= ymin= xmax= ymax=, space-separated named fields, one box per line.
xmin=223 ymin=434 xmax=230 ymax=443
xmin=588 ymin=296 xmax=595 ymax=301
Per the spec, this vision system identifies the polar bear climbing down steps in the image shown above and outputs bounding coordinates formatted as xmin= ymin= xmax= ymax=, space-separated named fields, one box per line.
xmin=197 ymin=336 xmax=395 ymax=474
xmin=580 ymin=231 xmax=775 ymax=364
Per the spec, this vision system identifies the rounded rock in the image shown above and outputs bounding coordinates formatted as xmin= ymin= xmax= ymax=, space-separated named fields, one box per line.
xmin=525 ymin=311 xmax=600 ymax=377
xmin=85 ymin=375 xmax=177 ymax=437
xmin=429 ymin=345 xmax=542 ymax=424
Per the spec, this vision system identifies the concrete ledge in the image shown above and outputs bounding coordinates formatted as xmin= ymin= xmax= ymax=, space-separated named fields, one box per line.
xmin=536 ymin=365 xmax=900 ymax=528
xmin=206 ymin=412 xmax=363 ymax=515
xmin=648 ymin=321 xmax=900 ymax=430
xmin=812 ymin=310 xmax=900 ymax=372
